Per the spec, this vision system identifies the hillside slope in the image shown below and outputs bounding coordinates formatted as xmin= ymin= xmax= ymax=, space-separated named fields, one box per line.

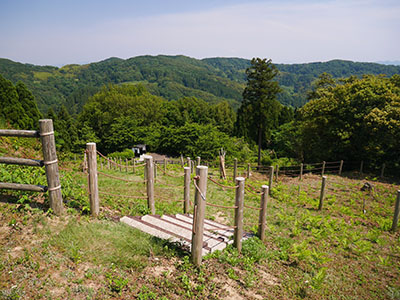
xmin=1 ymin=56 xmax=399 ymax=113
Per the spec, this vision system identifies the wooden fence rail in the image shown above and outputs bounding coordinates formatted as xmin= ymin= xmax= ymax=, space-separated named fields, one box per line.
xmin=0 ymin=119 xmax=63 ymax=215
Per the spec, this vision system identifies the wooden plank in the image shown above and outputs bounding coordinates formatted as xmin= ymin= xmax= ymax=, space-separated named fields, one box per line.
xmin=0 ymin=182 xmax=47 ymax=192
xmin=0 ymin=156 xmax=44 ymax=167
xmin=0 ymin=129 xmax=39 ymax=138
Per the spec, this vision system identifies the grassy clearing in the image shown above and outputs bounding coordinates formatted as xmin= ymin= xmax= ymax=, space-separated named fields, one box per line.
xmin=1 ymin=154 xmax=400 ymax=299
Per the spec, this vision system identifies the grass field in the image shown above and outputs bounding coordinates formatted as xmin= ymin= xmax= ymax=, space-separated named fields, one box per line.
xmin=1 ymin=151 xmax=400 ymax=299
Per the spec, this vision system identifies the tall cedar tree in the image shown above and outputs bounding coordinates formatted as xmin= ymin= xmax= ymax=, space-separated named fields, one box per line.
xmin=236 ymin=58 xmax=281 ymax=165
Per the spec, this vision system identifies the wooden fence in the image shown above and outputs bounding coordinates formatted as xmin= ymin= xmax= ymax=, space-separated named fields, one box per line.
xmin=0 ymin=119 xmax=63 ymax=215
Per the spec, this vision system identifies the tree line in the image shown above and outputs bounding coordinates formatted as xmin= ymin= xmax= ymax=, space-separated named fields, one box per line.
xmin=1 ymin=60 xmax=400 ymax=176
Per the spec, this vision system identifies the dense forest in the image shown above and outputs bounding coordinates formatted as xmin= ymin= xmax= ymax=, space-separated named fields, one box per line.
xmin=1 ymin=55 xmax=400 ymax=114
xmin=1 ymin=56 xmax=400 ymax=176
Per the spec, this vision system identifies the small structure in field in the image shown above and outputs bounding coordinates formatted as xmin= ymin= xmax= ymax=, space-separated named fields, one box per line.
xmin=132 ymin=144 xmax=147 ymax=157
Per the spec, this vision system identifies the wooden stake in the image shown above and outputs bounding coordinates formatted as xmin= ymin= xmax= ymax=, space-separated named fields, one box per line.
xmin=322 ymin=161 xmax=326 ymax=176
xmin=86 ymin=143 xmax=99 ymax=217
xmin=197 ymin=156 xmax=201 ymax=166
xmin=257 ymin=185 xmax=269 ymax=241
xmin=184 ymin=167 xmax=191 ymax=213
xmin=247 ymin=163 xmax=251 ymax=178
xmin=233 ymin=158 xmax=238 ymax=183
xmin=360 ymin=161 xmax=364 ymax=174
xmin=318 ymin=176 xmax=327 ymax=210
xmin=164 ymin=158 xmax=167 ymax=173
xmin=132 ymin=158 xmax=135 ymax=174
xmin=191 ymin=166 xmax=208 ymax=266
xmin=339 ymin=160 xmax=344 ymax=175
xmin=300 ymin=163 xmax=303 ymax=181
xmin=268 ymin=166 xmax=274 ymax=195
xmin=391 ymin=191 xmax=400 ymax=232
xmin=39 ymin=119 xmax=63 ymax=215
xmin=234 ymin=177 xmax=245 ymax=253
xmin=145 ymin=156 xmax=155 ymax=214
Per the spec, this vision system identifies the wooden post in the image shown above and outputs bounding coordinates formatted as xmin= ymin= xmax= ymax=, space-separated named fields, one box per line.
xmin=233 ymin=158 xmax=238 ymax=183
xmin=132 ymin=158 xmax=135 ymax=174
xmin=164 ymin=158 xmax=167 ymax=173
xmin=247 ymin=163 xmax=251 ymax=178
xmin=360 ymin=161 xmax=364 ymax=174
xmin=391 ymin=191 xmax=400 ymax=232
xmin=107 ymin=157 xmax=110 ymax=170
xmin=339 ymin=160 xmax=344 ymax=175
xmin=318 ymin=176 xmax=327 ymax=210
xmin=268 ymin=166 xmax=274 ymax=194
xmin=197 ymin=156 xmax=201 ymax=166
xmin=191 ymin=166 xmax=208 ymax=266
xmin=86 ymin=143 xmax=99 ymax=217
xmin=180 ymin=154 xmax=184 ymax=167
xmin=145 ymin=156 xmax=155 ymax=214
xmin=381 ymin=163 xmax=385 ymax=178
xmin=257 ymin=185 xmax=269 ymax=241
xmin=321 ymin=161 xmax=326 ymax=176
xmin=187 ymin=157 xmax=191 ymax=168
xmin=234 ymin=177 xmax=245 ymax=253
xmin=300 ymin=163 xmax=303 ymax=181
xmin=275 ymin=165 xmax=279 ymax=182
xmin=184 ymin=167 xmax=191 ymax=213
xmin=39 ymin=119 xmax=63 ymax=215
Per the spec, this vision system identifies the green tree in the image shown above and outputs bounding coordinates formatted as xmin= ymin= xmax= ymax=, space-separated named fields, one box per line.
xmin=236 ymin=58 xmax=282 ymax=165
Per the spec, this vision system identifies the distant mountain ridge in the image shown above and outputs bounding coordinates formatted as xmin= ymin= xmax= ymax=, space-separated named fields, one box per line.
xmin=1 ymin=55 xmax=399 ymax=114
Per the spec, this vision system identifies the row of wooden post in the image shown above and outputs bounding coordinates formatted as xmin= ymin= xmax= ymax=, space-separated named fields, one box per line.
xmin=0 ymin=119 xmax=63 ymax=215
xmin=191 ymin=166 xmax=269 ymax=266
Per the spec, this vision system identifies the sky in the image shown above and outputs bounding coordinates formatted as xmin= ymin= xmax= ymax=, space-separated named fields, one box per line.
xmin=0 ymin=0 xmax=399 ymax=66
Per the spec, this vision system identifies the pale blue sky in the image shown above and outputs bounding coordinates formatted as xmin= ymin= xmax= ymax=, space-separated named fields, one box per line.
xmin=0 ymin=0 xmax=399 ymax=66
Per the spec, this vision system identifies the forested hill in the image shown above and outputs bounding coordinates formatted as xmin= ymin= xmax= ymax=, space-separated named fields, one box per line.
xmin=1 ymin=55 xmax=400 ymax=114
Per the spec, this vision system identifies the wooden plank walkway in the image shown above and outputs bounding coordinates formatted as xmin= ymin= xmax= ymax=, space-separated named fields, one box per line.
xmin=120 ymin=214 xmax=253 ymax=256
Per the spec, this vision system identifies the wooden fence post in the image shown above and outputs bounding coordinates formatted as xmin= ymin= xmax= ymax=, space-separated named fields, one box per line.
xmin=300 ymin=163 xmax=303 ymax=181
xmin=145 ymin=156 xmax=155 ymax=214
xmin=268 ymin=166 xmax=274 ymax=194
xmin=381 ymin=163 xmax=385 ymax=178
xmin=107 ymin=157 xmax=110 ymax=170
xmin=164 ymin=158 xmax=167 ymax=173
xmin=180 ymin=154 xmax=184 ymax=167
xmin=234 ymin=177 xmax=245 ymax=253
xmin=321 ymin=161 xmax=326 ymax=176
xmin=39 ymin=119 xmax=63 ymax=215
xmin=184 ymin=167 xmax=191 ymax=213
xmin=339 ymin=160 xmax=344 ymax=175
xmin=257 ymin=185 xmax=269 ymax=241
xmin=86 ymin=143 xmax=99 ymax=217
xmin=191 ymin=166 xmax=208 ymax=266
xmin=187 ymin=157 xmax=191 ymax=168
xmin=247 ymin=163 xmax=251 ymax=178
xmin=233 ymin=158 xmax=238 ymax=183
xmin=197 ymin=156 xmax=201 ymax=166
xmin=360 ymin=161 xmax=364 ymax=174
xmin=391 ymin=191 xmax=400 ymax=232
xmin=132 ymin=158 xmax=135 ymax=174
xmin=318 ymin=176 xmax=327 ymax=210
